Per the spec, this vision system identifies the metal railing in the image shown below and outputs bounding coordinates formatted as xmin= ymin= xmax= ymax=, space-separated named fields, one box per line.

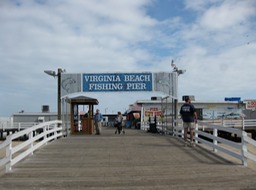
xmin=0 ymin=120 xmax=63 ymax=172
xmin=173 ymin=120 xmax=256 ymax=166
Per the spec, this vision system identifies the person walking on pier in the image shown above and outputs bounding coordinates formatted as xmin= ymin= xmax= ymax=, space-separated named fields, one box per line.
xmin=115 ymin=111 xmax=125 ymax=134
xmin=94 ymin=109 xmax=103 ymax=135
xmin=180 ymin=97 xmax=197 ymax=147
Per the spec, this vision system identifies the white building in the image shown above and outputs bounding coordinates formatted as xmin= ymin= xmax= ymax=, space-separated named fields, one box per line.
xmin=127 ymin=97 xmax=255 ymax=130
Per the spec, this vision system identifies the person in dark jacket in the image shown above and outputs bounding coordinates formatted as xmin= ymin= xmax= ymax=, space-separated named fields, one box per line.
xmin=180 ymin=97 xmax=197 ymax=147
xmin=94 ymin=109 xmax=103 ymax=135
xmin=115 ymin=112 xmax=125 ymax=134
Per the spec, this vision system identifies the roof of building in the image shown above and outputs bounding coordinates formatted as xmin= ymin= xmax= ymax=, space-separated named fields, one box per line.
xmin=66 ymin=95 xmax=99 ymax=105
xmin=126 ymin=103 xmax=142 ymax=113
xmin=12 ymin=112 xmax=57 ymax=116
xmin=136 ymin=100 xmax=242 ymax=105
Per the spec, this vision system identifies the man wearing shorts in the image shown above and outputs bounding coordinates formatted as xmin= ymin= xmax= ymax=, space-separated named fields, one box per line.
xmin=180 ymin=97 xmax=197 ymax=146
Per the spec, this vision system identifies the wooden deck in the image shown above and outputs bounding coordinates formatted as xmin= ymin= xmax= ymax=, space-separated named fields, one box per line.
xmin=0 ymin=127 xmax=256 ymax=190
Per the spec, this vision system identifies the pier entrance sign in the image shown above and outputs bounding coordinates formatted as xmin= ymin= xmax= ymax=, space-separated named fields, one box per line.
xmin=61 ymin=72 xmax=177 ymax=98
xmin=83 ymin=73 xmax=152 ymax=92
xmin=61 ymin=72 xmax=178 ymax=135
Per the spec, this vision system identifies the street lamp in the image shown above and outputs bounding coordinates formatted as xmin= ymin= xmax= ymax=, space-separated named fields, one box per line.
xmin=44 ymin=68 xmax=65 ymax=122
xmin=171 ymin=60 xmax=186 ymax=76
xmin=157 ymin=78 xmax=175 ymax=134
xmin=171 ymin=60 xmax=186 ymax=122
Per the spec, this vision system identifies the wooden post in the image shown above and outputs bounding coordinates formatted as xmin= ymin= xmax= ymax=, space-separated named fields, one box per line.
xmin=241 ymin=131 xmax=248 ymax=167
xmin=213 ymin=128 xmax=218 ymax=153
xmin=5 ymin=141 xmax=12 ymax=172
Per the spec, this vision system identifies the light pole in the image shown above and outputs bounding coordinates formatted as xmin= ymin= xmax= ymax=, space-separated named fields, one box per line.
xmin=161 ymin=95 xmax=169 ymax=134
xmin=171 ymin=60 xmax=186 ymax=122
xmin=44 ymin=68 xmax=65 ymax=122
xmin=157 ymin=79 xmax=174 ymax=134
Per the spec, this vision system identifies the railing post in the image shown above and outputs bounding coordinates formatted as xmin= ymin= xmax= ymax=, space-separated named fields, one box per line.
xmin=5 ymin=141 xmax=12 ymax=172
xmin=29 ymin=131 xmax=34 ymax=156
xmin=44 ymin=125 xmax=48 ymax=145
xmin=181 ymin=121 xmax=184 ymax=138
xmin=213 ymin=128 xmax=218 ymax=153
xmin=60 ymin=122 xmax=63 ymax=137
xmin=172 ymin=120 xmax=175 ymax=136
xmin=242 ymin=117 xmax=245 ymax=131
xmin=54 ymin=123 xmax=58 ymax=140
xmin=173 ymin=120 xmax=176 ymax=137
xmin=241 ymin=131 xmax=248 ymax=167
xmin=195 ymin=123 xmax=198 ymax=144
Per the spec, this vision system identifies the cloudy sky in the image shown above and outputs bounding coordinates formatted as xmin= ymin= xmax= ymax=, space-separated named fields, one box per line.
xmin=0 ymin=0 xmax=256 ymax=116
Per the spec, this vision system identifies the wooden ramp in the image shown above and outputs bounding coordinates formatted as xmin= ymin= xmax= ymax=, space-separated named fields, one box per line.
xmin=0 ymin=127 xmax=256 ymax=190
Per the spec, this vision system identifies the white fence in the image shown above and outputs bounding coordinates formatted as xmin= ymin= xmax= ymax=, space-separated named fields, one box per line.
xmin=1 ymin=122 xmax=43 ymax=130
xmin=141 ymin=119 xmax=256 ymax=134
xmin=201 ymin=119 xmax=256 ymax=131
xmin=173 ymin=120 xmax=256 ymax=167
xmin=0 ymin=118 xmax=11 ymax=129
xmin=0 ymin=120 xmax=63 ymax=172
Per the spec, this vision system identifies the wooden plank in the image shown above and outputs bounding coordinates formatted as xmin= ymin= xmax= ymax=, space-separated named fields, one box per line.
xmin=0 ymin=128 xmax=256 ymax=190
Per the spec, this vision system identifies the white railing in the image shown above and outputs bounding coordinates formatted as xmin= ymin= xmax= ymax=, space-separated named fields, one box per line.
xmin=223 ymin=120 xmax=243 ymax=128
xmin=243 ymin=119 xmax=256 ymax=130
xmin=1 ymin=122 xmax=42 ymax=130
xmin=212 ymin=119 xmax=256 ymax=130
xmin=0 ymin=120 xmax=11 ymax=129
xmin=173 ymin=120 xmax=256 ymax=167
xmin=141 ymin=119 xmax=256 ymax=133
xmin=0 ymin=120 xmax=63 ymax=172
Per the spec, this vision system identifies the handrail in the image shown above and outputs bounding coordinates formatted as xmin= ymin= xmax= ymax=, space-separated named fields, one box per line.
xmin=0 ymin=120 xmax=63 ymax=172
xmin=173 ymin=120 xmax=256 ymax=167
xmin=141 ymin=119 xmax=256 ymax=134
xmin=1 ymin=122 xmax=45 ymax=130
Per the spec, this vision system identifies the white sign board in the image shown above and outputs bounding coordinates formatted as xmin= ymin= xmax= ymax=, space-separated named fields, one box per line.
xmin=61 ymin=72 xmax=178 ymax=98
xmin=245 ymin=100 xmax=256 ymax=110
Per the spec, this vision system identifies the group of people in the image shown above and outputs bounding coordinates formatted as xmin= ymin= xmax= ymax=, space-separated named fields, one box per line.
xmin=93 ymin=96 xmax=197 ymax=147
xmin=93 ymin=109 xmax=124 ymax=135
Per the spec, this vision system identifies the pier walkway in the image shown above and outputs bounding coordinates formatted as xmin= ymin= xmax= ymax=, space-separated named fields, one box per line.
xmin=0 ymin=127 xmax=256 ymax=190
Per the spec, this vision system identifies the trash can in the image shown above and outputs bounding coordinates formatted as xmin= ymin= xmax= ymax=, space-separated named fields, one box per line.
xmin=149 ymin=123 xmax=157 ymax=133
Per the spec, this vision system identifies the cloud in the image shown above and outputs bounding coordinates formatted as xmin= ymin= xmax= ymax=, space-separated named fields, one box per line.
xmin=0 ymin=0 xmax=256 ymax=116
xmin=179 ymin=41 xmax=256 ymax=101
xmin=184 ymin=0 xmax=221 ymax=11
xmin=0 ymin=0 xmax=159 ymax=116
xmin=199 ymin=0 xmax=256 ymax=30
xmin=175 ymin=0 xmax=256 ymax=101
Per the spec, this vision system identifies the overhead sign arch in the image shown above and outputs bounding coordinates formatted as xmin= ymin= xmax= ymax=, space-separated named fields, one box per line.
xmin=60 ymin=71 xmax=178 ymax=135
xmin=61 ymin=72 xmax=178 ymax=99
